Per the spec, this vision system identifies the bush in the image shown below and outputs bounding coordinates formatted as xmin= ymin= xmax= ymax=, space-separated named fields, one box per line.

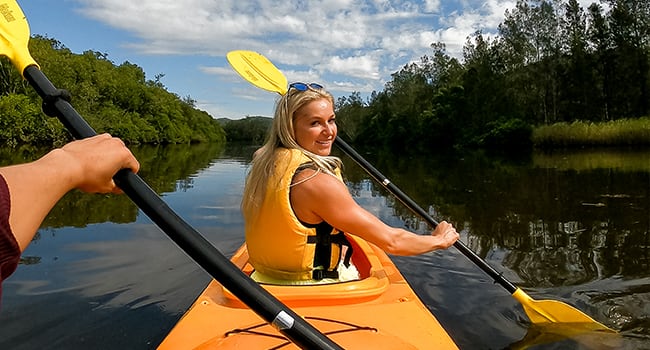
xmin=0 ymin=94 xmax=67 ymax=146
xmin=532 ymin=117 xmax=650 ymax=148
xmin=478 ymin=118 xmax=533 ymax=149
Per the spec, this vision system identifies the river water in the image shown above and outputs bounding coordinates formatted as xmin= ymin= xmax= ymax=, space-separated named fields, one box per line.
xmin=0 ymin=142 xmax=648 ymax=349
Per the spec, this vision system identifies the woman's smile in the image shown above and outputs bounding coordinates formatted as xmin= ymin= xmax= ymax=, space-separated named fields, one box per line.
xmin=293 ymin=98 xmax=337 ymax=156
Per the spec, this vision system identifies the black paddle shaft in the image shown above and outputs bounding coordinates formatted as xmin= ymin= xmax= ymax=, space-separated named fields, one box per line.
xmin=334 ymin=138 xmax=519 ymax=294
xmin=23 ymin=65 xmax=343 ymax=350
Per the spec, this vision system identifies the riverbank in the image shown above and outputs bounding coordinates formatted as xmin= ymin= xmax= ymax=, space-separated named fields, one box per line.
xmin=532 ymin=117 xmax=650 ymax=148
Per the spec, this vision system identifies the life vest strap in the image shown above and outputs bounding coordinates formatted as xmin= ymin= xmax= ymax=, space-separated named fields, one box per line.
xmin=311 ymin=269 xmax=340 ymax=280
xmin=307 ymin=231 xmax=353 ymax=280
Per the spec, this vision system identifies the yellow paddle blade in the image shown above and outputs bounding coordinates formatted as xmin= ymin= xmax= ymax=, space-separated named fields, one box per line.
xmin=227 ymin=50 xmax=287 ymax=95
xmin=512 ymin=288 xmax=615 ymax=333
xmin=0 ymin=0 xmax=38 ymax=75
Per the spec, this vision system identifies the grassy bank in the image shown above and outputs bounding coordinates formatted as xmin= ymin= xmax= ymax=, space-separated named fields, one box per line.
xmin=532 ymin=117 xmax=650 ymax=148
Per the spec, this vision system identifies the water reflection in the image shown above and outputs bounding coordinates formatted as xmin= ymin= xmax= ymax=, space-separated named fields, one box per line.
xmin=0 ymin=143 xmax=648 ymax=349
xmin=344 ymin=147 xmax=648 ymax=283
xmin=9 ymin=142 xmax=226 ymax=230
xmin=342 ymin=146 xmax=650 ymax=347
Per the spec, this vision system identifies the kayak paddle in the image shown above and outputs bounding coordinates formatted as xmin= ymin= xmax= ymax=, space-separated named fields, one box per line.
xmin=227 ymin=50 xmax=287 ymax=94
xmin=0 ymin=3 xmax=344 ymax=349
xmin=226 ymin=49 xmax=616 ymax=333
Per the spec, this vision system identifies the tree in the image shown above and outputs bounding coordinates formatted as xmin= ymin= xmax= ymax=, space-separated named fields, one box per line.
xmin=558 ymin=0 xmax=596 ymax=120
xmin=222 ymin=117 xmax=271 ymax=143
xmin=587 ymin=2 xmax=614 ymax=120
xmin=605 ymin=0 xmax=650 ymax=117
xmin=335 ymin=91 xmax=367 ymax=142
xmin=499 ymin=0 xmax=562 ymax=124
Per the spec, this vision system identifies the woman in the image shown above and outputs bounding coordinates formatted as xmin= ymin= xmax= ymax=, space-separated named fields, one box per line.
xmin=242 ymin=83 xmax=459 ymax=285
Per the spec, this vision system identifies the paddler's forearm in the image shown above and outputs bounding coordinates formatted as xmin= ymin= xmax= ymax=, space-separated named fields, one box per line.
xmin=383 ymin=221 xmax=459 ymax=256
xmin=0 ymin=148 xmax=80 ymax=251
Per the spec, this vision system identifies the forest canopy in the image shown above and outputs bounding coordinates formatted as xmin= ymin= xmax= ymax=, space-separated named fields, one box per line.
xmin=0 ymin=36 xmax=225 ymax=146
xmin=1 ymin=0 xmax=648 ymax=151
xmin=335 ymin=0 xmax=650 ymax=151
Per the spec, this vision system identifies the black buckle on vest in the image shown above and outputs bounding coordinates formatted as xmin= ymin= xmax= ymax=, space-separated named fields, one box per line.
xmin=312 ymin=269 xmax=339 ymax=280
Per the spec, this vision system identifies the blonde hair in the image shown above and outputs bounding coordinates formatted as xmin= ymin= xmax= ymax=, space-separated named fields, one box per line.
xmin=241 ymin=87 xmax=342 ymax=222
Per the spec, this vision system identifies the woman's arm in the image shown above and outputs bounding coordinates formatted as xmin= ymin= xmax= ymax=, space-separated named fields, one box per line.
xmin=290 ymin=170 xmax=459 ymax=256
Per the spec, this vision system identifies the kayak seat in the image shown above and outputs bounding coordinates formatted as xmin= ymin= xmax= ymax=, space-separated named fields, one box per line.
xmin=225 ymin=235 xmax=393 ymax=308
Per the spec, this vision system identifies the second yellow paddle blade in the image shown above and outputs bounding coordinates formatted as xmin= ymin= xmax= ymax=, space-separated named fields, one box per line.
xmin=227 ymin=50 xmax=287 ymax=95
xmin=0 ymin=0 xmax=38 ymax=75
xmin=513 ymin=288 xmax=615 ymax=332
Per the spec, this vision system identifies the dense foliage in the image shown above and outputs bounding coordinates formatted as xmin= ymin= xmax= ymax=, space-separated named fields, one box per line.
xmin=0 ymin=36 xmax=225 ymax=146
xmin=3 ymin=0 xmax=648 ymax=151
xmin=336 ymin=0 xmax=650 ymax=150
xmin=219 ymin=116 xmax=271 ymax=144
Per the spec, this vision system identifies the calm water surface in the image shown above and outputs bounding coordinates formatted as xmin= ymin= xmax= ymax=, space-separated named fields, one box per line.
xmin=0 ymin=143 xmax=648 ymax=349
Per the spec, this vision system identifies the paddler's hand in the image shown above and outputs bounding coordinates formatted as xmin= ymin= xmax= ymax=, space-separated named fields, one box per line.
xmin=55 ymin=133 xmax=140 ymax=194
xmin=430 ymin=221 xmax=459 ymax=249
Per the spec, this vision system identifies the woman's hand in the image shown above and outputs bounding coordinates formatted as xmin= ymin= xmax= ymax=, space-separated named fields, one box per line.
xmin=430 ymin=221 xmax=459 ymax=249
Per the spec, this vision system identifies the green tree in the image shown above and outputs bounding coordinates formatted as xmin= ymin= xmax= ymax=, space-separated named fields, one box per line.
xmin=335 ymin=91 xmax=367 ymax=141
xmin=0 ymin=35 xmax=226 ymax=146
xmin=0 ymin=94 xmax=65 ymax=146
xmin=222 ymin=116 xmax=271 ymax=143
xmin=499 ymin=0 xmax=562 ymax=124
xmin=462 ymin=32 xmax=507 ymax=139
xmin=587 ymin=2 xmax=614 ymax=120
xmin=605 ymin=0 xmax=650 ymax=117
xmin=558 ymin=0 xmax=596 ymax=121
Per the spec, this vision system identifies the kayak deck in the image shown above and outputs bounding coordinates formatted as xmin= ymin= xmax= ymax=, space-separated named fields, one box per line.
xmin=158 ymin=235 xmax=458 ymax=349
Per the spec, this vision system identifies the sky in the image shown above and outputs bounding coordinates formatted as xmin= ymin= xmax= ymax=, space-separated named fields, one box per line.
xmin=17 ymin=0 xmax=528 ymax=119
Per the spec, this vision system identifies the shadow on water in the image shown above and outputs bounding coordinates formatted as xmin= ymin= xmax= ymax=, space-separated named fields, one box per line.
xmin=0 ymin=142 xmax=648 ymax=349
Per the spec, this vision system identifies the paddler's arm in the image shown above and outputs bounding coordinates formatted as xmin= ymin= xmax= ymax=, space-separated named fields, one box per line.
xmin=0 ymin=134 xmax=139 ymax=251
xmin=290 ymin=170 xmax=459 ymax=256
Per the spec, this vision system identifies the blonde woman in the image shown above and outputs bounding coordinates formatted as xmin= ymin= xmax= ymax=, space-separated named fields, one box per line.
xmin=242 ymin=83 xmax=459 ymax=285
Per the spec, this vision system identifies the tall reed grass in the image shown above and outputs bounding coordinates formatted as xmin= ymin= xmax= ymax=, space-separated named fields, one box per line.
xmin=532 ymin=117 xmax=650 ymax=147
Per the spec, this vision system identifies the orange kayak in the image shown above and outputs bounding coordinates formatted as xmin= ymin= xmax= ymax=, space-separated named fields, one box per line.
xmin=158 ymin=235 xmax=458 ymax=349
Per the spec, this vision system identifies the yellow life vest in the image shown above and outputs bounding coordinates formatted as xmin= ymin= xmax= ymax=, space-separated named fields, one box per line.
xmin=245 ymin=148 xmax=352 ymax=281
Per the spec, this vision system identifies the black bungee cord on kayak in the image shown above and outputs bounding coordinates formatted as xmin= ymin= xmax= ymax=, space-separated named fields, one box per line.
xmin=226 ymin=317 xmax=378 ymax=350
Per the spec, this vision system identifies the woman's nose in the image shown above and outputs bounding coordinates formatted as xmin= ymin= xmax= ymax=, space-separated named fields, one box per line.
xmin=323 ymin=123 xmax=334 ymax=136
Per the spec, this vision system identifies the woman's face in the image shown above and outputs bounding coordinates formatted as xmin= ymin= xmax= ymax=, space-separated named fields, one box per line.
xmin=293 ymin=98 xmax=337 ymax=156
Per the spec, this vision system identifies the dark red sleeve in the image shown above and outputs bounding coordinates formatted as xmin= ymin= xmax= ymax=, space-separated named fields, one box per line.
xmin=0 ymin=174 xmax=21 ymax=303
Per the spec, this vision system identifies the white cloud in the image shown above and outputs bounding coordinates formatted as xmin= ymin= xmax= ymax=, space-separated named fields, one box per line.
xmin=324 ymin=55 xmax=380 ymax=79
xmin=73 ymin=0 xmax=513 ymax=94
xmin=423 ymin=0 xmax=442 ymax=13
xmin=199 ymin=65 xmax=236 ymax=77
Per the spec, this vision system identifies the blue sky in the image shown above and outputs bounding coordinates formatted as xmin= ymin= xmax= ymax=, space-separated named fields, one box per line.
xmin=18 ymin=0 xmax=519 ymax=119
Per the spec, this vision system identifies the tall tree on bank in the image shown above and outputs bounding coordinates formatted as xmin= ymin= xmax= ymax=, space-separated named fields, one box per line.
xmin=606 ymin=0 xmax=650 ymax=118
xmin=559 ymin=0 xmax=594 ymax=121
xmin=587 ymin=2 xmax=614 ymax=120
